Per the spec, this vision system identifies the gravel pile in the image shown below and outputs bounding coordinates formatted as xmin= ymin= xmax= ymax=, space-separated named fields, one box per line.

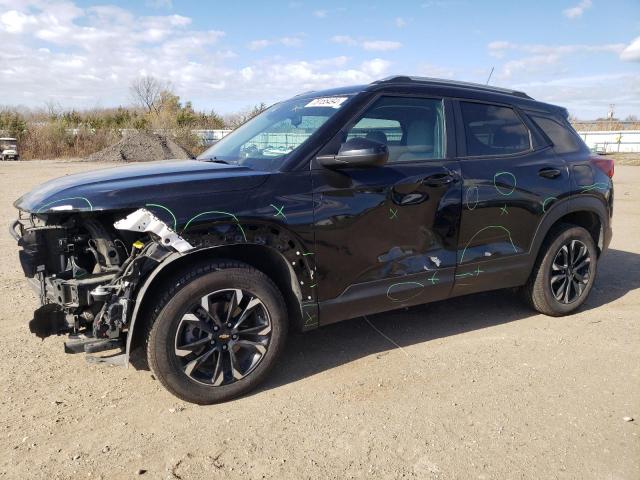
xmin=87 ymin=130 xmax=191 ymax=162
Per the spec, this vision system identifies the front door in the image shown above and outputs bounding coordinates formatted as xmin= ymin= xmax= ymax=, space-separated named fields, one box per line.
xmin=453 ymin=100 xmax=569 ymax=296
xmin=311 ymin=95 xmax=462 ymax=324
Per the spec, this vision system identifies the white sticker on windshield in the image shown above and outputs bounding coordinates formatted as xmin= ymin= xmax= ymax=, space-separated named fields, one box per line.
xmin=305 ymin=97 xmax=348 ymax=109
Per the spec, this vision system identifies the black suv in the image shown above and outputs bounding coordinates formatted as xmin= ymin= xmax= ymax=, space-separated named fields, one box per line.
xmin=11 ymin=76 xmax=614 ymax=404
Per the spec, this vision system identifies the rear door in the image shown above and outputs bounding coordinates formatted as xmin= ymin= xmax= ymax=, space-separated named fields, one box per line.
xmin=311 ymin=95 xmax=462 ymax=324
xmin=452 ymin=99 xmax=569 ymax=296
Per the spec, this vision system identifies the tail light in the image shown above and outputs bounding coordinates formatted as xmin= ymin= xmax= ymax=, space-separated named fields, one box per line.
xmin=591 ymin=157 xmax=614 ymax=178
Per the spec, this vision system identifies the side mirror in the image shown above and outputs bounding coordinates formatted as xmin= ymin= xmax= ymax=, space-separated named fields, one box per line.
xmin=317 ymin=137 xmax=389 ymax=168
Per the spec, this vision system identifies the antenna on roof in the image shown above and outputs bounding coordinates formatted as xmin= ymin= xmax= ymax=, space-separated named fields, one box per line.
xmin=486 ymin=66 xmax=494 ymax=85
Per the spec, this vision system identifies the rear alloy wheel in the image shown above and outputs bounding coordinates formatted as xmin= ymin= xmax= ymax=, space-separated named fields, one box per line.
xmin=549 ymin=240 xmax=592 ymax=304
xmin=147 ymin=262 xmax=287 ymax=404
xmin=522 ymin=224 xmax=598 ymax=316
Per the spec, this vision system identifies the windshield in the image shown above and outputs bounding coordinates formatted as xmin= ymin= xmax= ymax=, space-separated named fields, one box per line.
xmin=198 ymin=95 xmax=353 ymax=171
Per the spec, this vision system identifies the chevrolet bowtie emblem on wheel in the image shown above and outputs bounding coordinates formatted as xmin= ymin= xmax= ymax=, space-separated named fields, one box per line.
xmin=218 ymin=334 xmax=230 ymax=340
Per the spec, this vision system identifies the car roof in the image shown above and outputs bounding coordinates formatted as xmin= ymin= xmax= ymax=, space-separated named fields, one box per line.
xmin=372 ymin=75 xmax=532 ymax=99
xmin=294 ymin=76 xmax=565 ymax=116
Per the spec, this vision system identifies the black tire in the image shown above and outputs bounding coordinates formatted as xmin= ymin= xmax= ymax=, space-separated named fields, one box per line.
xmin=522 ymin=223 xmax=598 ymax=316
xmin=147 ymin=260 xmax=288 ymax=404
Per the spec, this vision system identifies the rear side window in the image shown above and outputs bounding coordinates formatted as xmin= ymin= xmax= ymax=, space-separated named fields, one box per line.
xmin=460 ymin=102 xmax=531 ymax=156
xmin=529 ymin=114 xmax=585 ymax=154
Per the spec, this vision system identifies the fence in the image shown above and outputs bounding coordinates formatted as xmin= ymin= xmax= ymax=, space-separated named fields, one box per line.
xmin=576 ymin=130 xmax=640 ymax=153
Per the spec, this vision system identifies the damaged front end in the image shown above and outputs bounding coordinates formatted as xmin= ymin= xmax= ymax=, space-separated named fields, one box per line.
xmin=11 ymin=208 xmax=191 ymax=364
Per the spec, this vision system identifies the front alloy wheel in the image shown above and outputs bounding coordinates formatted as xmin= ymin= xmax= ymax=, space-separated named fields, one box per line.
xmin=174 ymin=289 xmax=272 ymax=386
xmin=147 ymin=261 xmax=287 ymax=404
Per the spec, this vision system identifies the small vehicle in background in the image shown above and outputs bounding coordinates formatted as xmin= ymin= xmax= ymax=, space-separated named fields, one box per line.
xmin=0 ymin=137 xmax=19 ymax=161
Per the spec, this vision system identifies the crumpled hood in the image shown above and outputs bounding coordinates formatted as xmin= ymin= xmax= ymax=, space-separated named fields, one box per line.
xmin=14 ymin=159 xmax=269 ymax=214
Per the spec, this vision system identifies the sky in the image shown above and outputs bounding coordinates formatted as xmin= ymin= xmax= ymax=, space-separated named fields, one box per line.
xmin=0 ymin=0 xmax=639 ymax=119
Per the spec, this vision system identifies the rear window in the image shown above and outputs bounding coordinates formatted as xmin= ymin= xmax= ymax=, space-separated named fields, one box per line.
xmin=460 ymin=102 xmax=531 ymax=156
xmin=529 ymin=114 xmax=585 ymax=154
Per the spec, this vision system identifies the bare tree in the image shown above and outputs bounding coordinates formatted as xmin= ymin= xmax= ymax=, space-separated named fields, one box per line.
xmin=129 ymin=76 xmax=164 ymax=114
xmin=44 ymin=99 xmax=62 ymax=119
xmin=223 ymin=103 xmax=268 ymax=129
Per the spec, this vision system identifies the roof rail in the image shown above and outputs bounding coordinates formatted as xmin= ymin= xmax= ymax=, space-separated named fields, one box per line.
xmin=372 ymin=75 xmax=532 ymax=99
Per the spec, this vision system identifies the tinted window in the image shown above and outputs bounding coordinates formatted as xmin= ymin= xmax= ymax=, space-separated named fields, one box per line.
xmin=529 ymin=114 xmax=585 ymax=154
xmin=460 ymin=102 xmax=530 ymax=156
xmin=346 ymin=96 xmax=445 ymax=163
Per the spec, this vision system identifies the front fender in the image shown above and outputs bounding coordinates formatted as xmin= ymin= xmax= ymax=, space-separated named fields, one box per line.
xmin=123 ymin=222 xmax=318 ymax=365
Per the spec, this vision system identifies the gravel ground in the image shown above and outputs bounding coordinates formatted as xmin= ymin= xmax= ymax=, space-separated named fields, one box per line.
xmin=0 ymin=160 xmax=638 ymax=480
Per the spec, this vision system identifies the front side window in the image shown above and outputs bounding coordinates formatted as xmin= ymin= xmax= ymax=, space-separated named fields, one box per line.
xmin=345 ymin=96 xmax=445 ymax=163
xmin=198 ymin=95 xmax=353 ymax=171
xmin=460 ymin=102 xmax=531 ymax=157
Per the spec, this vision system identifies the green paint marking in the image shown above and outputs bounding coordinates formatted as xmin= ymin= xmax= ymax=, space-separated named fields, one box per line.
xmin=389 ymin=208 xmax=398 ymax=220
xmin=465 ymin=186 xmax=479 ymax=211
xmin=428 ymin=271 xmax=439 ymax=285
xmin=580 ymin=182 xmax=609 ymax=193
xmin=542 ymin=196 xmax=557 ymax=213
xmin=145 ymin=203 xmax=177 ymax=231
xmin=493 ymin=171 xmax=517 ymax=196
xmin=270 ymin=204 xmax=287 ymax=220
xmin=302 ymin=252 xmax=315 ymax=256
xmin=36 ymin=196 xmax=93 ymax=213
xmin=456 ymin=264 xmax=485 ymax=279
xmin=308 ymin=283 xmax=317 ymax=288
xmin=459 ymin=225 xmax=517 ymax=263
xmin=304 ymin=310 xmax=316 ymax=326
xmin=386 ymin=281 xmax=424 ymax=302
xmin=500 ymin=204 xmax=508 ymax=215
xmin=456 ymin=272 xmax=475 ymax=278
xmin=182 ymin=210 xmax=247 ymax=242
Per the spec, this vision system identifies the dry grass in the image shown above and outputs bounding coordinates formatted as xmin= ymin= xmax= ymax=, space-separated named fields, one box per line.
xmin=19 ymin=124 xmax=120 ymax=160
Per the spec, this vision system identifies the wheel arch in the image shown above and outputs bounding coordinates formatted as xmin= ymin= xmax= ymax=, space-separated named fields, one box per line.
xmin=529 ymin=195 xmax=609 ymax=271
xmin=124 ymin=243 xmax=308 ymax=365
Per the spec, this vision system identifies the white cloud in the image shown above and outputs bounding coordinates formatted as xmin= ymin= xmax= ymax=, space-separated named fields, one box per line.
xmin=0 ymin=1 xmax=396 ymax=112
xmin=395 ymin=17 xmax=407 ymax=28
xmin=362 ymin=40 xmax=402 ymax=52
xmin=361 ymin=58 xmax=391 ymax=76
xmin=331 ymin=35 xmax=357 ymax=46
xmin=488 ymin=40 xmax=626 ymax=79
xmin=332 ymin=35 xmax=402 ymax=51
xmin=489 ymin=40 xmax=625 ymax=58
xmin=416 ymin=63 xmax=456 ymax=79
xmin=620 ymin=36 xmax=640 ymax=62
xmin=248 ymin=36 xmax=303 ymax=50
xmin=0 ymin=10 xmax=37 ymax=33
xmin=248 ymin=39 xmax=271 ymax=50
xmin=145 ymin=0 xmax=173 ymax=8
xmin=312 ymin=7 xmax=345 ymax=19
xmin=512 ymin=73 xmax=640 ymax=119
xmin=563 ymin=0 xmax=592 ymax=19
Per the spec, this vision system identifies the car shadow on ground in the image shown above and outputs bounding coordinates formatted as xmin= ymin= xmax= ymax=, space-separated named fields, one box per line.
xmin=257 ymin=248 xmax=640 ymax=393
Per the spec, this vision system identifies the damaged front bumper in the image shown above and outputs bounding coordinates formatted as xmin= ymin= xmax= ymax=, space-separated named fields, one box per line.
xmin=12 ymin=208 xmax=194 ymax=365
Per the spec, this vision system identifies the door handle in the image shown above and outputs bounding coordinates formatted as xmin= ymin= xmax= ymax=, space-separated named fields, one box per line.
xmin=422 ymin=172 xmax=454 ymax=186
xmin=538 ymin=167 xmax=561 ymax=179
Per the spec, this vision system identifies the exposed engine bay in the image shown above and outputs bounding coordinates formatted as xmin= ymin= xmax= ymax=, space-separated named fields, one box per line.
xmin=10 ymin=209 xmax=189 ymax=361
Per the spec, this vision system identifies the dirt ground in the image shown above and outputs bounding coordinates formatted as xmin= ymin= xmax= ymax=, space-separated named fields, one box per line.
xmin=0 ymin=160 xmax=638 ymax=480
